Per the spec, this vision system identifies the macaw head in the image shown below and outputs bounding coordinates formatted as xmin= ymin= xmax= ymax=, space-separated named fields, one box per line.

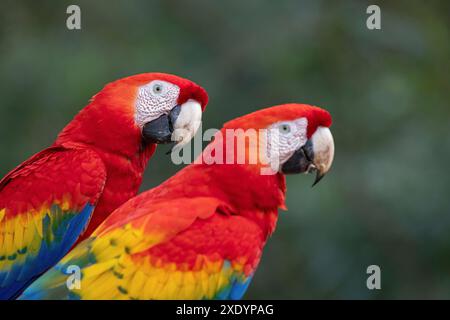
xmin=220 ymin=103 xmax=334 ymax=185
xmin=57 ymin=72 xmax=208 ymax=156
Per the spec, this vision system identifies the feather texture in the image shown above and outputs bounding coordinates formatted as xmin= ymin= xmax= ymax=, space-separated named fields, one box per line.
xmin=0 ymin=147 xmax=106 ymax=299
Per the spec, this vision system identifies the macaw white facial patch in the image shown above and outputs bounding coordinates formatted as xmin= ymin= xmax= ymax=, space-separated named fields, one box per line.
xmin=135 ymin=80 xmax=180 ymax=127
xmin=265 ymin=118 xmax=308 ymax=171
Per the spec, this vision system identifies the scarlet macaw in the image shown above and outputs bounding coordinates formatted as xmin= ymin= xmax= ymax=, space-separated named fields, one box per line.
xmin=0 ymin=73 xmax=208 ymax=299
xmin=20 ymin=103 xmax=334 ymax=300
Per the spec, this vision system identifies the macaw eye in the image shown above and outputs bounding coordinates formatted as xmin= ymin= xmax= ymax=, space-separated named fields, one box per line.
xmin=278 ymin=123 xmax=291 ymax=134
xmin=152 ymin=83 xmax=164 ymax=94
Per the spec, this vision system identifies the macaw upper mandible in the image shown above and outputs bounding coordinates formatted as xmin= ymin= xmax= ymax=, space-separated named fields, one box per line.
xmin=20 ymin=103 xmax=334 ymax=300
xmin=0 ymin=72 xmax=208 ymax=299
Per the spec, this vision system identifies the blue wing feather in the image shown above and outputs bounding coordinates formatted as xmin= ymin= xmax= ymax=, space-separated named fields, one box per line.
xmin=0 ymin=203 xmax=94 ymax=299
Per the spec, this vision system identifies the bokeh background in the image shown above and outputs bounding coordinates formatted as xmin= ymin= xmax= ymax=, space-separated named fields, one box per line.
xmin=0 ymin=0 xmax=449 ymax=299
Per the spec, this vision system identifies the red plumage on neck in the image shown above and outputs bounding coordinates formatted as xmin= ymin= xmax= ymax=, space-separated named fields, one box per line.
xmin=53 ymin=77 xmax=153 ymax=239
xmin=56 ymin=77 xmax=141 ymax=157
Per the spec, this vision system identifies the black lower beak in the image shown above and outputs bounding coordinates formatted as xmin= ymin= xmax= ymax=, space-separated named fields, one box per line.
xmin=142 ymin=105 xmax=181 ymax=144
xmin=280 ymin=139 xmax=324 ymax=187
xmin=280 ymin=143 xmax=313 ymax=175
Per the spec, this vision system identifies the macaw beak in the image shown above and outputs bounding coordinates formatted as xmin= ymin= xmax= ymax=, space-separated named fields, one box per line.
xmin=281 ymin=126 xmax=335 ymax=186
xmin=142 ymin=99 xmax=202 ymax=146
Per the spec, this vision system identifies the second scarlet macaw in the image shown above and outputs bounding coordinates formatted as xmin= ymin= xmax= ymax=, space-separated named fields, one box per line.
xmin=20 ymin=103 xmax=334 ymax=300
xmin=0 ymin=73 xmax=208 ymax=299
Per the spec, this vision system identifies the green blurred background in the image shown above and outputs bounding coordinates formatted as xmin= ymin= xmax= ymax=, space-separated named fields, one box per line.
xmin=0 ymin=0 xmax=449 ymax=299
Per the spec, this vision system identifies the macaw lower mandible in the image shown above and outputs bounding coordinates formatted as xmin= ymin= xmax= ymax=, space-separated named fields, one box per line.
xmin=0 ymin=73 xmax=208 ymax=299
xmin=20 ymin=103 xmax=334 ymax=300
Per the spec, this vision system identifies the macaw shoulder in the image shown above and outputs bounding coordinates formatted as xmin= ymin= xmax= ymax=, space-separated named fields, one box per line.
xmin=0 ymin=145 xmax=107 ymax=299
xmin=0 ymin=145 xmax=107 ymax=217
